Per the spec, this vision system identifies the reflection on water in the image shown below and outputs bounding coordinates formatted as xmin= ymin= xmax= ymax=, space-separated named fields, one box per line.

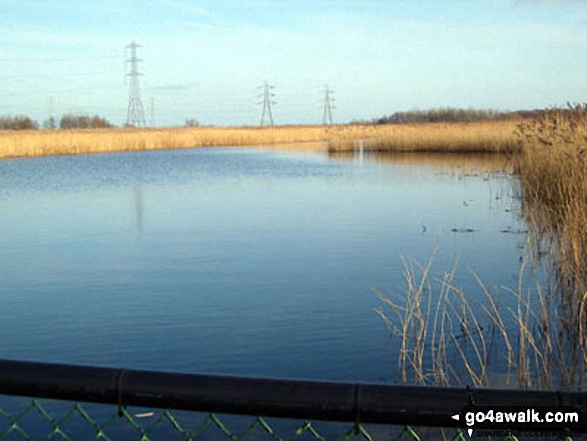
xmin=134 ymin=178 xmax=144 ymax=233
xmin=0 ymin=147 xmax=525 ymax=382
xmin=328 ymin=150 xmax=513 ymax=173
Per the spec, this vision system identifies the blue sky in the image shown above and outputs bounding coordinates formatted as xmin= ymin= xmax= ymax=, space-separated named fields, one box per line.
xmin=1 ymin=0 xmax=587 ymax=126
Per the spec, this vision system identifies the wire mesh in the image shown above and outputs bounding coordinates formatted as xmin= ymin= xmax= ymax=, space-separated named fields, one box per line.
xmin=0 ymin=397 xmax=576 ymax=441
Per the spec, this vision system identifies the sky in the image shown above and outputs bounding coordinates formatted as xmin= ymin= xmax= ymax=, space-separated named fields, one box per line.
xmin=1 ymin=0 xmax=587 ymax=126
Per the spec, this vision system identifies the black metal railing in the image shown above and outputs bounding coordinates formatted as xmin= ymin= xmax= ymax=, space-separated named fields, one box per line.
xmin=0 ymin=359 xmax=585 ymax=440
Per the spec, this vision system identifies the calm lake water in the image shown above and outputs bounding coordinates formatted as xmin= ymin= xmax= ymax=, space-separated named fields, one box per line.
xmin=0 ymin=147 xmax=525 ymax=383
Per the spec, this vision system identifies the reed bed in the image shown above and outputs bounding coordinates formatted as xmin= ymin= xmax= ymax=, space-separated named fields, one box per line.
xmin=0 ymin=119 xmax=521 ymax=160
xmin=516 ymin=107 xmax=587 ymax=299
xmin=328 ymin=120 xmax=520 ymax=153
xmin=0 ymin=124 xmax=384 ymax=159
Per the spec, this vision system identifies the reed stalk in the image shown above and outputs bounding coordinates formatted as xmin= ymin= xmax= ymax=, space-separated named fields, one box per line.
xmin=375 ymin=251 xmax=586 ymax=389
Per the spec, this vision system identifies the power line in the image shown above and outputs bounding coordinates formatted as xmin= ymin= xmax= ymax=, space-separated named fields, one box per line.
xmin=258 ymin=80 xmax=275 ymax=127
xmin=125 ymin=41 xmax=146 ymax=127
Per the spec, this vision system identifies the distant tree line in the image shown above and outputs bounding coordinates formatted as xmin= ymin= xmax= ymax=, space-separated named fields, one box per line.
xmin=0 ymin=115 xmax=39 ymax=130
xmin=373 ymin=108 xmax=541 ymax=125
xmin=185 ymin=118 xmax=200 ymax=127
xmin=0 ymin=114 xmax=115 ymax=130
xmin=58 ymin=114 xmax=114 ymax=129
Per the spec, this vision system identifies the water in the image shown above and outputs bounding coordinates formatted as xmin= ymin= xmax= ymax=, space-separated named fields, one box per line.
xmin=0 ymin=147 xmax=524 ymax=383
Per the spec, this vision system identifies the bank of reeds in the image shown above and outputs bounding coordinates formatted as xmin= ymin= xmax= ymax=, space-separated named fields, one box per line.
xmin=0 ymin=119 xmax=521 ymax=160
xmin=327 ymin=120 xmax=520 ymax=154
xmin=0 ymin=126 xmax=333 ymax=159
xmin=516 ymin=106 xmax=587 ymax=299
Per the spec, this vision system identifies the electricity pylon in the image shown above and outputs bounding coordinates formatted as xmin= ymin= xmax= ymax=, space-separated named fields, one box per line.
xmin=322 ymin=85 xmax=335 ymax=125
xmin=125 ymin=41 xmax=146 ymax=127
xmin=259 ymin=80 xmax=275 ymax=127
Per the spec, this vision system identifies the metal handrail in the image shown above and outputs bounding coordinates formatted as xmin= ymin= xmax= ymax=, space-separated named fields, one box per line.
xmin=0 ymin=359 xmax=585 ymax=432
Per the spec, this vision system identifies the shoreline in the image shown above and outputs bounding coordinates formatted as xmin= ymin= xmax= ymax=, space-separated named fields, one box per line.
xmin=0 ymin=120 xmax=520 ymax=160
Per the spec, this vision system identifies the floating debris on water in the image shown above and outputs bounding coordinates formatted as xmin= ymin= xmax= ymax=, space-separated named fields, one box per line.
xmin=500 ymin=226 xmax=528 ymax=234
xmin=135 ymin=412 xmax=155 ymax=418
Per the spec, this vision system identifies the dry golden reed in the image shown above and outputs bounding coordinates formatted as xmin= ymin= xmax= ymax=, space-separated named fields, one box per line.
xmin=376 ymin=108 xmax=587 ymax=390
xmin=0 ymin=119 xmax=520 ymax=160
xmin=516 ymin=106 xmax=587 ymax=298
xmin=328 ymin=120 xmax=520 ymax=153
xmin=0 ymin=126 xmax=331 ymax=159
xmin=375 ymin=251 xmax=587 ymax=390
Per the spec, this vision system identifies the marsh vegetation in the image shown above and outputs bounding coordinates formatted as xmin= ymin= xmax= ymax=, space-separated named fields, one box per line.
xmin=376 ymin=106 xmax=587 ymax=390
xmin=0 ymin=119 xmax=520 ymax=160
xmin=327 ymin=120 xmax=519 ymax=154
xmin=375 ymin=250 xmax=586 ymax=390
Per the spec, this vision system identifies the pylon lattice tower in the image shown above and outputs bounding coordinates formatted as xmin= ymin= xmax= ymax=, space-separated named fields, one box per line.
xmin=125 ymin=41 xmax=146 ymax=127
xmin=259 ymin=80 xmax=275 ymax=127
xmin=322 ymin=85 xmax=335 ymax=125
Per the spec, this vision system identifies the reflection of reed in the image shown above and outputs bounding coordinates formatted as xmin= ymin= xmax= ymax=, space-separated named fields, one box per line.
xmin=328 ymin=150 xmax=513 ymax=174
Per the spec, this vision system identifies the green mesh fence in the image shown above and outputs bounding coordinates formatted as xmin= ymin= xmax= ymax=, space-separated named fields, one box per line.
xmin=0 ymin=398 xmax=575 ymax=441
xmin=0 ymin=397 xmax=464 ymax=441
